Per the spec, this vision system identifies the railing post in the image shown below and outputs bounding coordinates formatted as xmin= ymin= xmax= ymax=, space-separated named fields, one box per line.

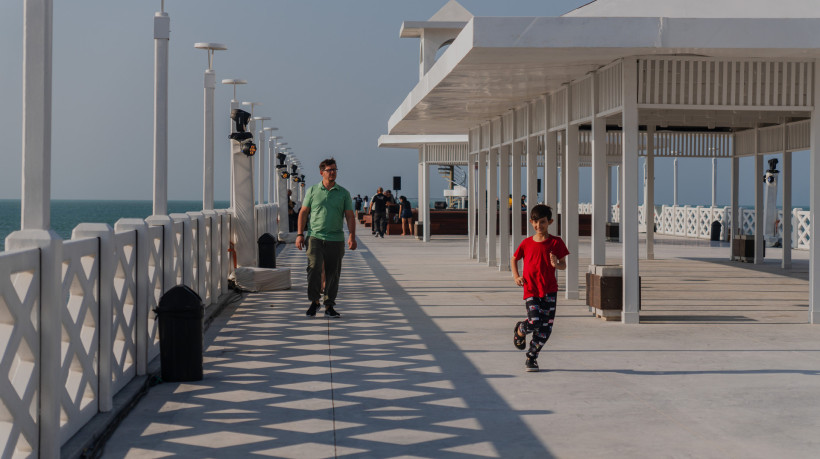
xmin=146 ymin=215 xmax=173 ymax=294
xmin=188 ymin=211 xmax=207 ymax=301
xmin=71 ymin=224 xmax=114 ymax=413
xmin=171 ymin=213 xmax=193 ymax=288
xmin=115 ymin=219 xmax=149 ymax=375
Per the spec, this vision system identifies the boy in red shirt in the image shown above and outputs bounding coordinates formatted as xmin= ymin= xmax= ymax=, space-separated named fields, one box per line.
xmin=511 ymin=204 xmax=569 ymax=372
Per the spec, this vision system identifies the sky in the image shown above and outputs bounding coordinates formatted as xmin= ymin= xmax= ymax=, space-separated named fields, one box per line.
xmin=0 ymin=0 xmax=811 ymax=208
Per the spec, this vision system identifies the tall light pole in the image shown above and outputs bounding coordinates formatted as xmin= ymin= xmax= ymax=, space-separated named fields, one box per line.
xmin=264 ymin=129 xmax=279 ymax=203
xmin=242 ymin=102 xmax=262 ymax=204
xmin=194 ymin=42 xmax=227 ymax=211
xmin=253 ymin=116 xmax=273 ymax=203
xmin=152 ymin=1 xmax=170 ymax=216
xmin=221 ymin=79 xmax=246 ymax=208
xmin=269 ymin=135 xmax=282 ymax=203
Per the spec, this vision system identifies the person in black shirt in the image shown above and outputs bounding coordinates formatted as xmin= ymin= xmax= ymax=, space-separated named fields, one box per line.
xmin=369 ymin=187 xmax=388 ymax=238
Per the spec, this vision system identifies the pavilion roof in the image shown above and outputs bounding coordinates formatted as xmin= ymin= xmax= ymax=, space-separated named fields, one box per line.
xmin=564 ymin=0 xmax=820 ymax=18
xmin=388 ymin=6 xmax=820 ymax=135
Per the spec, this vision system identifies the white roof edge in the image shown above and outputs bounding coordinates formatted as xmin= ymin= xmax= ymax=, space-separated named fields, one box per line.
xmin=400 ymin=21 xmax=468 ymax=38
xmin=378 ymin=134 xmax=468 ymax=149
xmin=564 ymin=0 xmax=820 ymax=18
xmin=389 ymin=19 xmax=475 ymax=134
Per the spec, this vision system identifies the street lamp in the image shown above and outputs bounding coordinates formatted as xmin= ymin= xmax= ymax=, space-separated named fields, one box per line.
xmin=194 ymin=42 xmax=227 ymax=210
xmin=264 ymin=129 xmax=280 ymax=203
xmin=254 ymin=118 xmax=274 ymax=203
xmin=221 ymin=78 xmax=246 ymax=209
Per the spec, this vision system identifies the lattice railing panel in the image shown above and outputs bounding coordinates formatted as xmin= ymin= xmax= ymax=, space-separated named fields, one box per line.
xmin=203 ymin=215 xmax=213 ymax=305
xmin=794 ymin=210 xmax=811 ymax=250
xmin=146 ymin=226 xmax=162 ymax=360
xmin=0 ymin=247 xmax=40 ymax=457
xmin=171 ymin=221 xmax=184 ymax=287
xmin=187 ymin=216 xmax=200 ymax=295
xmin=59 ymin=238 xmax=99 ymax=443
xmin=111 ymin=231 xmax=136 ymax=395
xmin=741 ymin=209 xmax=756 ymax=235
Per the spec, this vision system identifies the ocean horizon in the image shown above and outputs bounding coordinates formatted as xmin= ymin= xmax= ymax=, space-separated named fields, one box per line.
xmin=0 ymin=199 xmax=809 ymax=252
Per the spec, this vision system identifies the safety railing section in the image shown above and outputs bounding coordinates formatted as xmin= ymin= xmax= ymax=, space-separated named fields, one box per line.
xmin=0 ymin=247 xmax=41 ymax=457
xmin=59 ymin=237 xmax=100 ymax=443
xmin=596 ymin=203 xmax=807 ymax=248
xmin=0 ymin=208 xmax=235 ymax=452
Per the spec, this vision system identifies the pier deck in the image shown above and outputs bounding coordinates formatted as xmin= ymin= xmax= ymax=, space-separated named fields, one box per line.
xmin=95 ymin=233 xmax=820 ymax=458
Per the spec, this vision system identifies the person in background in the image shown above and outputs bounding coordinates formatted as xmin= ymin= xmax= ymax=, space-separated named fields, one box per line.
xmin=354 ymin=194 xmax=363 ymax=213
xmin=295 ymin=157 xmax=357 ymax=318
xmin=369 ymin=187 xmax=388 ymax=238
xmin=399 ymin=195 xmax=413 ymax=236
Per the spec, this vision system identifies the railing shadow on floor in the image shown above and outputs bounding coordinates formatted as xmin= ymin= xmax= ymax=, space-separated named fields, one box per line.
xmin=100 ymin=240 xmax=556 ymax=458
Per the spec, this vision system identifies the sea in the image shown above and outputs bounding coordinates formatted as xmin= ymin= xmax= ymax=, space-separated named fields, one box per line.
xmin=0 ymin=200 xmax=229 ymax=252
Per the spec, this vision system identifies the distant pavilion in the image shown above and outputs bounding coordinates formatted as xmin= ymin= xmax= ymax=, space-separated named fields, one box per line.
xmin=381 ymin=0 xmax=820 ymax=324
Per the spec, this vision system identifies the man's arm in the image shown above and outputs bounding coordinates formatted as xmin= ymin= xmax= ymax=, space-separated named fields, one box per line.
xmin=345 ymin=209 xmax=357 ymax=250
xmin=295 ymin=206 xmax=310 ymax=250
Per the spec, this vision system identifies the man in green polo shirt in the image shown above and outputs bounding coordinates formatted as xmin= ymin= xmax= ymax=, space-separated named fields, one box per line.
xmin=295 ymin=157 xmax=357 ymax=318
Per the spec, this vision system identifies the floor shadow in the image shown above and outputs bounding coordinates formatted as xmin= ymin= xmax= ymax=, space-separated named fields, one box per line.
xmin=100 ymin=239 xmax=556 ymax=458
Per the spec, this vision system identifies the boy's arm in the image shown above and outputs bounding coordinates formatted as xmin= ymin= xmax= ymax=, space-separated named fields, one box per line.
xmin=511 ymin=256 xmax=524 ymax=286
xmin=550 ymin=253 xmax=567 ymax=270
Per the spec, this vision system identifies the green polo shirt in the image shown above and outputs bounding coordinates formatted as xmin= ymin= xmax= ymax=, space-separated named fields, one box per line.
xmin=303 ymin=181 xmax=353 ymax=242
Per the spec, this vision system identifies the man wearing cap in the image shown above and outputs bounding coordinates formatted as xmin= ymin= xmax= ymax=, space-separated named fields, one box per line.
xmin=295 ymin=157 xmax=357 ymax=318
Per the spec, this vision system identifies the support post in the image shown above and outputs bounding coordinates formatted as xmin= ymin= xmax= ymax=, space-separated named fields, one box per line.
xmin=621 ymin=58 xmax=640 ymax=324
xmin=478 ymin=149 xmax=487 ymax=263
xmin=809 ymin=61 xmax=820 ymax=323
xmin=499 ymin=144 xmax=511 ymax=270
xmin=203 ymin=69 xmax=215 ymax=210
xmin=783 ymin=149 xmax=792 ymax=269
xmin=754 ymin=127 xmax=764 ymax=265
xmin=487 ymin=147 xmax=498 ymax=267
xmin=591 ymin=108 xmax=607 ymax=265
xmin=423 ymin=155 xmax=431 ymax=242
xmin=468 ymin=152 xmax=475 ymax=258
xmin=512 ymin=141 xmax=523 ymax=251
xmin=153 ymin=10 xmax=170 ymax=216
xmin=565 ymin=124 xmax=579 ymax=299
xmin=646 ymin=126 xmax=655 ymax=260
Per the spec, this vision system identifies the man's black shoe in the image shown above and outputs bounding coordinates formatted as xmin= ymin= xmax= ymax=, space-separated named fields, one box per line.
xmin=525 ymin=356 xmax=539 ymax=372
xmin=306 ymin=302 xmax=320 ymax=317
xmin=324 ymin=307 xmax=341 ymax=318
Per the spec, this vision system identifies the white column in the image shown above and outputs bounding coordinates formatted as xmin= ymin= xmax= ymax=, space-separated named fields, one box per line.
xmin=512 ymin=141 xmax=523 ymax=251
xmin=731 ymin=149 xmax=740 ymax=260
xmin=783 ymin=149 xmax=792 ymax=269
xmin=673 ymin=158 xmax=679 ymax=207
xmin=565 ymin=124 xmax=579 ymax=299
xmin=646 ymin=126 xmax=656 ymax=260
xmin=560 ymin=137 xmax=568 ymax=241
xmin=622 ymin=58 xmax=640 ymax=324
xmin=487 ymin=147 xmax=498 ymax=267
xmin=545 ymin=132 xmax=558 ymax=216
xmin=468 ymin=152 xmax=476 ymax=257
xmin=526 ymin=137 xmax=538 ymax=236
xmin=258 ymin=130 xmax=267 ymax=203
xmin=810 ymin=61 xmax=820 ymax=323
xmin=478 ymin=150 xmax=487 ymax=263
xmin=153 ymin=10 xmax=170 ymax=216
xmin=591 ymin=112 xmax=607 ymax=265
xmin=423 ymin=155 xmax=431 ymax=242
xmin=499 ymin=144 xmax=511 ymax=270
xmin=606 ymin=165 xmax=612 ymax=222
xmin=754 ymin=128 xmax=764 ymax=265
xmin=203 ymin=69 xmax=215 ymax=210
xmin=232 ymin=138 xmax=256 ymax=267
xmin=711 ymin=158 xmax=718 ymax=208
xmin=276 ymin=165 xmax=288 ymax=238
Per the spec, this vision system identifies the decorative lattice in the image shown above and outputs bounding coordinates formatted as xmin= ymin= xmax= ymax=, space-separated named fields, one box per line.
xmin=0 ymin=247 xmax=40 ymax=457
xmin=146 ymin=226 xmax=163 ymax=360
xmin=111 ymin=231 xmax=137 ymax=395
xmin=60 ymin=238 xmax=100 ymax=442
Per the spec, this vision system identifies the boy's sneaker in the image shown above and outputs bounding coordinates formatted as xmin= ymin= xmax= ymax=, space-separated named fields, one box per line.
xmin=324 ymin=307 xmax=341 ymax=318
xmin=513 ymin=322 xmax=526 ymax=350
xmin=525 ymin=356 xmax=539 ymax=372
xmin=305 ymin=302 xmax=320 ymax=317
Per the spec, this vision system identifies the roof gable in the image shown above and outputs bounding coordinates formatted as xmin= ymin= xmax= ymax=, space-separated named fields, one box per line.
xmin=429 ymin=0 xmax=473 ymax=22
xmin=564 ymin=0 xmax=820 ymax=18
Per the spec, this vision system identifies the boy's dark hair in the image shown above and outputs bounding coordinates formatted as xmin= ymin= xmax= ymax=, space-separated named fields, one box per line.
xmin=530 ymin=204 xmax=552 ymax=221
xmin=319 ymin=157 xmax=336 ymax=171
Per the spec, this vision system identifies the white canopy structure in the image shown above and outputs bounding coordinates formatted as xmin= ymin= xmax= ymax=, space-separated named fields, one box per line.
xmin=382 ymin=0 xmax=820 ymax=324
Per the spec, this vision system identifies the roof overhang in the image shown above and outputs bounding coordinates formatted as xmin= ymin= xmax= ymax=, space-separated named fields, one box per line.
xmin=388 ymin=16 xmax=820 ymax=135
xmin=400 ymin=21 xmax=468 ymax=38
xmin=378 ymin=134 xmax=468 ymax=149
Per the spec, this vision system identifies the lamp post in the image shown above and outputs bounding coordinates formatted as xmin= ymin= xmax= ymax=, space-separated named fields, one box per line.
xmin=152 ymin=1 xmax=171 ymax=216
xmin=253 ymin=117 xmax=273 ymax=203
xmin=194 ymin=42 xmax=227 ymax=210
xmin=220 ymin=79 xmax=246 ymax=208
xmin=268 ymin=127 xmax=279 ymax=204
xmin=242 ymin=102 xmax=262 ymax=204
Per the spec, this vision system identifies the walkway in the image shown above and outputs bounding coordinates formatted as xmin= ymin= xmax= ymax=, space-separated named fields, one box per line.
xmin=97 ymin=232 xmax=820 ymax=458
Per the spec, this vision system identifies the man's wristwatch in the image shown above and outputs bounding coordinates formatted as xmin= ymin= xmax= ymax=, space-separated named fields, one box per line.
xmin=297 ymin=233 xmax=304 ymax=238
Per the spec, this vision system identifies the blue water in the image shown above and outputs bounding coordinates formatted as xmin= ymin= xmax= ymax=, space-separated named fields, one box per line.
xmin=0 ymin=200 xmax=229 ymax=252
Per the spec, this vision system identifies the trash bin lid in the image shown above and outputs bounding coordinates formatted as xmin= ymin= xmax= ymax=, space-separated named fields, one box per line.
xmin=258 ymin=233 xmax=276 ymax=244
xmin=156 ymin=285 xmax=204 ymax=312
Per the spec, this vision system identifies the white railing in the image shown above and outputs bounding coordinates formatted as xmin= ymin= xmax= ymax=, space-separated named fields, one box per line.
xmin=0 ymin=202 xmax=289 ymax=456
xmin=599 ymin=203 xmax=809 ymax=248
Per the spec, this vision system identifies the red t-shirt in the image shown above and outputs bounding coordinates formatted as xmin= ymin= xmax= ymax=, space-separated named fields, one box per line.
xmin=513 ymin=235 xmax=570 ymax=299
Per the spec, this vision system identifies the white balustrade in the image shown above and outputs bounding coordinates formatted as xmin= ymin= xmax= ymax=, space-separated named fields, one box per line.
xmin=0 ymin=208 xmax=233 ymax=451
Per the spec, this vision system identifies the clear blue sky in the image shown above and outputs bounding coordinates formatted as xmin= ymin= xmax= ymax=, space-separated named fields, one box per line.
xmin=0 ymin=1 xmax=810 ymax=207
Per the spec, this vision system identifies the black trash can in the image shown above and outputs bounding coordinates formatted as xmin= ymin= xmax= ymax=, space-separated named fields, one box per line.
xmin=710 ymin=221 xmax=722 ymax=241
xmin=258 ymin=233 xmax=277 ymax=268
xmin=155 ymin=285 xmax=204 ymax=382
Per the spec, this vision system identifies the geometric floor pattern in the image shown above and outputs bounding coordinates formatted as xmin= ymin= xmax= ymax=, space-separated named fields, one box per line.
xmin=100 ymin=236 xmax=523 ymax=458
